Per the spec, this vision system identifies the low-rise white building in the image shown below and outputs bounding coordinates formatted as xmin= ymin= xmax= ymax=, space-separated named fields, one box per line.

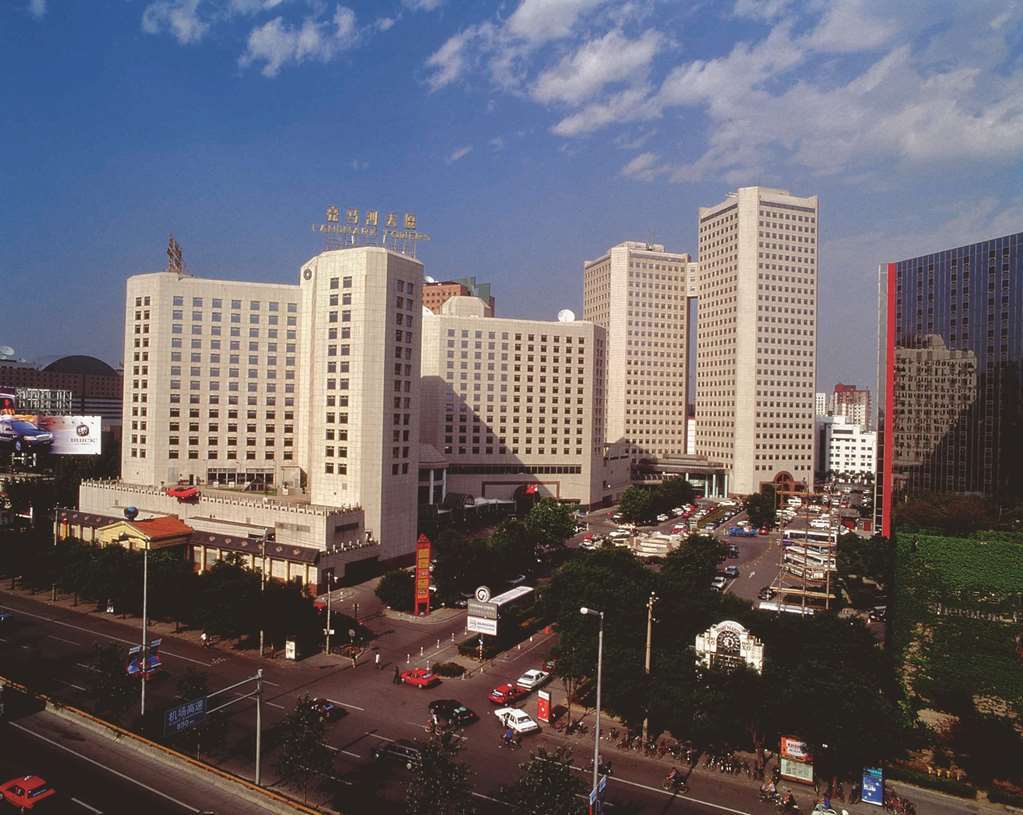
xmin=815 ymin=414 xmax=876 ymax=479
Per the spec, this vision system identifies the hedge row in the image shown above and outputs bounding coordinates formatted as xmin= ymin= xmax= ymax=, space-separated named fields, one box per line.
xmin=885 ymin=765 xmax=977 ymax=799
xmin=989 ymin=788 xmax=1023 ymax=808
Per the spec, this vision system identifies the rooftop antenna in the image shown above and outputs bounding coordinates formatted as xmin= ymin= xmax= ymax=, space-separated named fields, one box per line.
xmin=167 ymin=234 xmax=188 ymax=276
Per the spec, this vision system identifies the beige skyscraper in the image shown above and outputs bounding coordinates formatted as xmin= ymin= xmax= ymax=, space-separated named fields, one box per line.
xmin=696 ymin=187 xmax=818 ymax=495
xmin=583 ymin=241 xmax=695 ymax=463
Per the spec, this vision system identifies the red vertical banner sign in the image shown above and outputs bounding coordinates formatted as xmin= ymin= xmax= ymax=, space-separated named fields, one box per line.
xmin=414 ymin=533 xmax=432 ymax=616
xmin=536 ymin=689 xmax=550 ymax=724
xmin=882 ymin=262 xmax=897 ymax=538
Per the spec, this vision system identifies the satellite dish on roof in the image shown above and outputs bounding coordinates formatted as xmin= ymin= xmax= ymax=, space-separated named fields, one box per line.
xmin=424 ymin=275 xmax=437 ymax=284
xmin=557 ymin=309 xmax=576 ymax=323
xmin=0 ymin=346 xmax=14 ymax=359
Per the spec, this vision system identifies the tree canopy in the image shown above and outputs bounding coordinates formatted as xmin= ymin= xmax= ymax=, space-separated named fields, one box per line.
xmin=525 ymin=498 xmax=576 ymax=551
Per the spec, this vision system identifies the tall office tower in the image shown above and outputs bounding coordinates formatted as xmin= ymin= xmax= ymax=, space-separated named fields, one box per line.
xmin=832 ymin=383 xmax=871 ymax=430
xmin=122 ymin=272 xmax=302 ymax=489
xmin=420 ymin=296 xmax=628 ymax=506
xmin=298 ymin=247 xmax=423 ymax=562
xmin=876 ymin=233 xmax=1022 ymax=536
xmin=582 ymin=241 xmax=694 ymax=464
xmin=815 ymin=392 xmax=828 ymax=417
xmin=696 ymin=187 xmax=818 ymax=495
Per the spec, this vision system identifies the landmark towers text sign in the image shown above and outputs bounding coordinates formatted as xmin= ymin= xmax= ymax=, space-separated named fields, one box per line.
xmin=312 ymin=205 xmax=431 ymax=257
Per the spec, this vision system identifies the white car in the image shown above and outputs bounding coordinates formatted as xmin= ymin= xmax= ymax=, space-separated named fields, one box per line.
xmin=656 ymin=513 xmax=670 ymax=522
xmin=671 ymin=507 xmax=684 ymax=516
xmin=608 ymin=529 xmax=631 ymax=540
xmin=495 ymin=707 xmax=539 ymax=734
xmin=515 ymin=669 xmax=550 ymax=690
xmin=711 ymin=576 xmax=728 ymax=591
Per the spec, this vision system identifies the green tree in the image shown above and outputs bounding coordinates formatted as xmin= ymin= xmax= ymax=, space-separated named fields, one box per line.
xmin=90 ymin=641 xmax=136 ymax=719
xmin=951 ymin=705 xmax=1023 ymax=785
xmin=193 ymin=557 xmax=261 ymax=639
xmin=432 ymin=533 xmax=490 ymax=598
xmin=488 ymin=519 xmax=537 ymax=578
xmin=503 ymin=746 xmax=585 ymax=815
xmin=618 ymin=486 xmax=654 ymax=524
xmin=525 ymin=498 xmax=576 ymax=551
xmin=276 ymin=695 xmax=334 ymax=802
xmin=745 ymin=489 xmax=777 ymax=529
xmin=147 ymin=550 xmax=198 ymax=629
xmin=375 ymin=568 xmax=415 ymax=612
xmin=405 ymin=724 xmax=475 ymax=815
xmin=652 ymin=478 xmax=695 ymax=514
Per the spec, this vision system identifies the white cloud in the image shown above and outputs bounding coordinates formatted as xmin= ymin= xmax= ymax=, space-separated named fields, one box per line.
xmin=142 ymin=0 xmax=209 ymax=45
xmin=488 ymin=136 xmax=505 ymax=151
xmin=552 ymin=86 xmax=657 ymax=136
xmin=240 ymin=5 xmax=358 ymax=76
xmin=350 ymin=159 xmax=368 ymax=170
xmin=27 ymin=0 xmax=46 ymax=19
xmin=374 ymin=17 xmax=396 ymax=32
xmin=805 ymin=0 xmax=896 ymax=53
xmin=447 ymin=145 xmax=473 ymax=163
xmin=532 ymin=29 xmax=663 ymax=105
xmin=229 ymin=0 xmax=285 ymax=15
xmin=619 ymin=151 xmax=663 ymax=180
xmin=732 ymin=0 xmax=792 ymax=20
xmin=425 ymin=24 xmax=494 ymax=91
xmin=506 ymin=0 xmax=609 ymax=45
xmin=403 ymin=0 xmax=443 ymax=10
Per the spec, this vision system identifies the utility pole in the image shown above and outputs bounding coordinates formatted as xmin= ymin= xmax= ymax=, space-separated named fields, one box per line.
xmin=258 ymin=529 xmax=268 ymax=657
xmin=641 ymin=592 xmax=658 ymax=742
xmin=255 ymin=668 xmax=263 ymax=786
xmin=140 ymin=544 xmax=149 ymax=720
xmin=325 ymin=579 xmax=333 ymax=656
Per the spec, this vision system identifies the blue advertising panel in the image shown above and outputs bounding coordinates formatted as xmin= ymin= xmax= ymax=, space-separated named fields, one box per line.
xmin=126 ymin=638 xmax=163 ymax=677
xmin=861 ymin=767 xmax=884 ymax=806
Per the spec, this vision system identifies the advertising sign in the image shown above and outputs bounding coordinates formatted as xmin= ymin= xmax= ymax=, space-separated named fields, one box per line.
xmin=467 ymin=600 xmax=497 ymax=620
xmin=537 ymin=690 xmax=550 ymax=724
xmin=36 ymin=415 xmax=102 ymax=455
xmin=164 ymin=696 xmax=208 ymax=737
xmin=466 ymin=615 xmax=497 ymax=636
xmin=127 ymin=638 xmax=163 ymax=678
xmin=861 ymin=767 xmax=884 ymax=806
xmin=414 ymin=533 xmax=432 ymax=615
xmin=779 ymin=736 xmax=814 ymax=784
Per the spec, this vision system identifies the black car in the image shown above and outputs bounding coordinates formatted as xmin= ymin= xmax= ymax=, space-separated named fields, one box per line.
xmin=372 ymin=739 xmax=423 ymax=770
xmin=868 ymin=606 xmax=887 ymax=622
xmin=428 ymin=699 xmax=478 ymax=728
xmin=727 ymin=545 xmax=740 ymax=559
xmin=0 ymin=418 xmax=53 ymax=453
xmin=757 ymin=586 xmax=775 ymax=601
xmin=311 ymin=698 xmax=345 ymax=721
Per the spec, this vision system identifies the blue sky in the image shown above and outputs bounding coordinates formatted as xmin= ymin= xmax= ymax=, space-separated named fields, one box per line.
xmin=3 ymin=0 xmax=1022 ymax=395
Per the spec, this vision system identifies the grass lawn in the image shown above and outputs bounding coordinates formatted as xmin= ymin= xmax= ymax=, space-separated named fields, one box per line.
xmin=893 ymin=533 xmax=1023 ymax=717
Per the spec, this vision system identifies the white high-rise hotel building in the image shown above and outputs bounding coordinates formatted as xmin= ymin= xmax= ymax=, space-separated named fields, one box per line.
xmin=696 ymin=187 xmax=818 ymax=495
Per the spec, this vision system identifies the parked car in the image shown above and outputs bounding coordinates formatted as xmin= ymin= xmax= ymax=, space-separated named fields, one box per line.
xmin=727 ymin=545 xmax=740 ymax=558
xmin=515 ymin=669 xmax=550 ymax=691
xmin=488 ymin=683 xmax=528 ymax=705
xmin=758 ymin=586 xmax=775 ymax=601
xmin=578 ymin=538 xmax=599 ymax=551
xmin=611 ymin=512 xmax=623 ymax=522
xmin=868 ymin=606 xmax=888 ymax=622
xmin=400 ymin=668 xmax=438 ymax=689
xmin=429 ymin=699 xmax=478 ymax=728
xmin=0 ymin=775 xmax=57 ymax=810
xmin=723 ymin=565 xmax=740 ymax=578
xmin=0 ymin=418 xmax=53 ymax=454
xmin=711 ymin=576 xmax=728 ymax=591
xmin=372 ymin=739 xmax=423 ymax=770
xmin=165 ymin=484 xmax=201 ymax=501
xmin=311 ymin=698 xmax=345 ymax=721
xmin=655 ymin=513 xmax=670 ymax=522
xmin=495 ymin=707 xmax=539 ymax=734
xmin=671 ymin=507 xmax=684 ymax=516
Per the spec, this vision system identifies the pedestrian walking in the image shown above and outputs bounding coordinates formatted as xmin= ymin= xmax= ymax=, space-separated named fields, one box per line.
xmin=393 ymin=665 xmax=400 ymax=684
xmin=375 ymin=652 xmax=381 ymax=670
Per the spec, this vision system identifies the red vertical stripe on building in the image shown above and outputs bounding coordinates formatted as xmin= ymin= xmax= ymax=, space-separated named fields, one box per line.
xmin=882 ymin=263 xmax=897 ymax=537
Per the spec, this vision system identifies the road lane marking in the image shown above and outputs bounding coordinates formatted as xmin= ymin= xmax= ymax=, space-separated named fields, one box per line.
xmin=261 ymin=679 xmax=281 ymax=686
xmin=327 ymin=698 xmax=364 ymax=711
xmin=266 ymin=702 xmax=285 ymax=710
xmin=341 ymin=749 xmax=361 ymax=758
xmin=8 ymin=722 xmax=201 ymax=813
xmin=48 ymin=634 xmax=80 ymax=646
xmin=0 ymin=604 xmax=211 ymax=667
xmin=71 ymin=797 xmax=103 ymax=814
xmin=57 ymin=678 xmax=88 ymax=691
xmin=75 ymin=662 xmax=101 ymax=672
xmin=366 ymin=732 xmax=394 ymax=742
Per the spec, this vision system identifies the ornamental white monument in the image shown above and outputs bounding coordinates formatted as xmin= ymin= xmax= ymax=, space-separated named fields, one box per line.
xmin=695 ymin=620 xmax=764 ymax=674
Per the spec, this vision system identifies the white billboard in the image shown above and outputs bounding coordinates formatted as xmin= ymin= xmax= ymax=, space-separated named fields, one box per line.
xmin=36 ymin=415 xmax=102 ymax=455
xmin=466 ymin=615 xmax=497 ymax=636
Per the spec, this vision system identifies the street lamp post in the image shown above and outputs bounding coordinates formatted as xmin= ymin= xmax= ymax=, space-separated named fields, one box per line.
xmin=580 ymin=606 xmax=605 ymax=797
xmin=140 ymin=544 xmax=149 ymax=720
xmin=641 ymin=592 xmax=657 ymax=742
xmin=258 ymin=529 xmax=269 ymax=657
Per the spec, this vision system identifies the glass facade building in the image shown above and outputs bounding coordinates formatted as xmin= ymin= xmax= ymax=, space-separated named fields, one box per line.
xmin=876 ymin=233 xmax=1023 ymax=535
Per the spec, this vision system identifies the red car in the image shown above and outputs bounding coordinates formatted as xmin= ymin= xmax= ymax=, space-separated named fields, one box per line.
xmin=400 ymin=668 xmax=438 ymax=689
xmin=0 ymin=775 xmax=57 ymax=810
xmin=758 ymin=526 xmax=770 ymax=535
xmin=488 ymin=683 xmax=528 ymax=705
xmin=165 ymin=485 xmax=200 ymax=502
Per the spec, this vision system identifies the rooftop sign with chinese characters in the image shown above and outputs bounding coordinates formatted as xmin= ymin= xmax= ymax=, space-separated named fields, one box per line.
xmin=312 ymin=205 xmax=432 ymax=258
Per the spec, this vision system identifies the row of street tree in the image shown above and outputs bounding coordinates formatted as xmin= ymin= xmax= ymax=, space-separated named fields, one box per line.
xmin=0 ymin=529 xmax=338 ymax=654
xmin=616 ymin=478 xmax=696 ymax=523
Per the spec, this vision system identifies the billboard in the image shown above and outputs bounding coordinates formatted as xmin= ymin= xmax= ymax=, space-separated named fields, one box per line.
xmin=0 ymin=388 xmax=101 ymax=456
xmin=779 ymin=736 xmax=814 ymax=784
xmin=37 ymin=415 xmax=102 ymax=455
xmin=414 ymin=533 xmax=431 ymax=615
xmin=861 ymin=767 xmax=884 ymax=806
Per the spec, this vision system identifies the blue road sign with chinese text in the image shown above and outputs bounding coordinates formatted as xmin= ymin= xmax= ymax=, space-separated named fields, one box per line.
xmin=164 ymin=696 xmax=208 ymax=737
